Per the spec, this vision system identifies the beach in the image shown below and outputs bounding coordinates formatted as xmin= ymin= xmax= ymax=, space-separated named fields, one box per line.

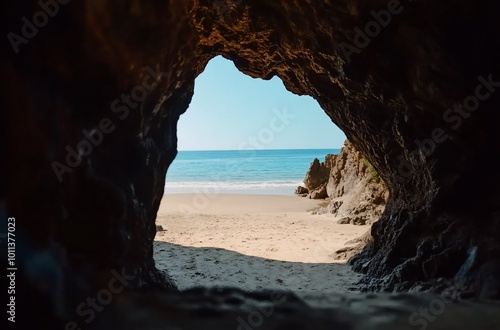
xmin=154 ymin=194 xmax=368 ymax=301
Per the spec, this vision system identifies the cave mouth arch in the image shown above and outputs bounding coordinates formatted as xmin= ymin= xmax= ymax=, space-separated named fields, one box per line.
xmin=185 ymin=1 xmax=500 ymax=297
xmin=4 ymin=6 xmax=500 ymax=328
xmin=167 ymin=55 xmax=346 ymax=193
xmin=154 ymin=55 xmax=377 ymax=295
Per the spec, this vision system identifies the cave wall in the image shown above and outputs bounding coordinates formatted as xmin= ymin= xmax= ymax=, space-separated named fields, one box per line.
xmin=191 ymin=0 xmax=500 ymax=297
xmin=3 ymin=2 xmax=500 ymax=325
xmin=2 ymin=0 xmax=200 ymax=293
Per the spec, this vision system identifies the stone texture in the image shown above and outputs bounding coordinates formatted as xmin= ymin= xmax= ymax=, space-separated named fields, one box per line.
xmin=3 ymin=0 xmax=500 ymax=328
xmin=314 ymin=140 xmax=389 ymax=225
xmin=294 ymin=186 xmax=309 ymax=196
xmin=99 ymin=289 xmax=500 ymax=330
xmin=303 ymin=158 xmax=330 ymax=192
xmin=309 ymin=182 xmax=328 ymax=199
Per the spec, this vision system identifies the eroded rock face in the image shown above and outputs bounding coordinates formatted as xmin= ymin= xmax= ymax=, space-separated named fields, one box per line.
xmin=294 ymin=185 xmax=309 ymax=196
xmin=3 ymin=0 xmax=500 ymax=326
xmin=303 ymin=158 xmax=331 ymax=193
xmin=191 ymin=0 xmax=500 ymax=297
xmin=314 ymin=140 xmax=389 ymax=226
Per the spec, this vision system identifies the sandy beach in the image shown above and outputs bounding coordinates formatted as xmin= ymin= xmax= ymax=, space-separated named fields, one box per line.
xmin=154 ymin=194 xmax=368 ymax=300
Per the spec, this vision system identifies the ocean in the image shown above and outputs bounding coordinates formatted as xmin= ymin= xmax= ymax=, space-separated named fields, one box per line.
xmin=165 ymin=149 xmax=340 ymax=195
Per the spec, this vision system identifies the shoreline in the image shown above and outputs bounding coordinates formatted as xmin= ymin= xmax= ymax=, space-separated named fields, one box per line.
xmin=154 ymin=194 xmax=367 ymax=296
xmin=164 ymin=187 xmax=302 ymax=196
xmin=159 ymin=193 xmax=326 ymax=213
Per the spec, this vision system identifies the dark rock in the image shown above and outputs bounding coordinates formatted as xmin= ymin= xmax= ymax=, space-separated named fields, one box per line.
xmin=337 ymin=215 xmax=370 ymax=226
xmin=294 ymin=186 xmax=309 ymax=195
xmin=477 ymin=262 xmax=500 ymax=299
xmin=3 ymin=0 xmax=500 ymax=327
xmin=303 ymin=158 xmax=330 ymax=191
xmin=98 ymin=288 xmax=500 ymax=330
xmin=337 ymin=217 xmax=351 ymax=225
xmin=308 ymin=183 xmax=328 ymax=199
xmin=156 ymin=225 xmax=164 ymax=232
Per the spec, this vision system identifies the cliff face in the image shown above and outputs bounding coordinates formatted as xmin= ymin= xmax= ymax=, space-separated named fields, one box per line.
xmin=3 ymin=0 xmax=500 ymax=327
xmin=299 ymin=157 xmax=331 ymax=199
xmin=310 ymin=141 xmax=389 ymax=226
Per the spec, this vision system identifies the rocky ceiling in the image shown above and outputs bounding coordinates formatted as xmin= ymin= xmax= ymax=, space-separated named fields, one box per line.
xmin=2 ymin=0 xmax=500 ymax=328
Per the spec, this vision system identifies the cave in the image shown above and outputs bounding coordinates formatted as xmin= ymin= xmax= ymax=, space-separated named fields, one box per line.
xmin=3 ymin=0 xmax=500 ymax=329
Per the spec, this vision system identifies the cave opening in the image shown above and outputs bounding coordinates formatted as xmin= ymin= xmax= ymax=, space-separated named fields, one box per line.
xmin=167 ymin=55 xmax=346 ymax=194
xmin=5 ymin=1 xmax=500 ymax=327
xmin=153 ymin=56 xmax=381 ymax=297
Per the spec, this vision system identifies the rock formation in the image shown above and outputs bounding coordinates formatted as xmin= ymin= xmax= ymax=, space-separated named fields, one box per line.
xmin=3 ymin=0 xmax=500 ymax=328
xmin=294 ymin=185 xmax=309 ymax=196
xmin=309 ymin=183 xmax=328 ymax=199
xmin=297 ymin=156 xmax=332 ymax=199
xmin=303 ymin=158 xmax=331 ymax=192
xmin=312 ymin=140 xmax=389 ymax=226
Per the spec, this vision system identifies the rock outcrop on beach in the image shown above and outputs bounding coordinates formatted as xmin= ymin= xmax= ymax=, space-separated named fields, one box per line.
xmin=298 ymin=155 xmax=333 ymax=200
xmin=320 ymin=141 xmax=388 ymax=225
xmin=4 ymin=0 xmax=500 ymax=327
xmin=302 ymin=158 xmax=331 ymax=193
xmin=294 ymin=185 xmax=309 ymax=196
xmin=299 ymin=141 xmax=388 ymax=225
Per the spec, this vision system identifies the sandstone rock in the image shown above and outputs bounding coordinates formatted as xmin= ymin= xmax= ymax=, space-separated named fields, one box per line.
xmin=317 ymin=140 xmax=389 ymax=226
xmin=295 ymin=186 xmax=309 ymax=195
xmin=303 ymin=158 xmax=330 ymax=191
xmin=308 ymin=183 xmax=328 ymax=199
xmin=337 ymin=217 xmax=351 ymax=224
xmin=337 ymin=215 xmax=370 ymax=226
xmin=329 ymin=200 xmax=344 ymax=213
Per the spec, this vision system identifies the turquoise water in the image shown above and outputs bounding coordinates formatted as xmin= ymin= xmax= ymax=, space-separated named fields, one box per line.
xmin=165 ymin=149 xmax=340 ymax=195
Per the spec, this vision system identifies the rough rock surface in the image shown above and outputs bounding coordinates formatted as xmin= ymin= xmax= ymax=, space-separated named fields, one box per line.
xmin=294 ymin=185 xmax=309 ymax=196
xmin=3 ymin=0 xmax=500 ymax=328
xmin=299 ymin=154 xmax=337 ymax=199
xmin=314 ymin=140 xmax=389 ymax=226
xmin=309 ymin=182 xmax=329 ymax=199
xmin=303 ymin=158 xmax=331 ymax=192
xmin=97 ymin=289 xmax=500 ymax=330
xmin=333 ymin=230 xmax=374 ymax=260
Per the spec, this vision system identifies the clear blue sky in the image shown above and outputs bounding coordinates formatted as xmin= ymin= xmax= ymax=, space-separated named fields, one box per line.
xmin=177 ymin=56 xmax=345 ymax=151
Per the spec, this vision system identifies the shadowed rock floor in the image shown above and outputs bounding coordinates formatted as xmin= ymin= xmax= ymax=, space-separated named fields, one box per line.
xmin=96 ymin=289 xmax=500 ymax=330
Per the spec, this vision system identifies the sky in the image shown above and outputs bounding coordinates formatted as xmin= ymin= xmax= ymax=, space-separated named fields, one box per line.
xmin=176 ymin=56 xmax=345 ymax=151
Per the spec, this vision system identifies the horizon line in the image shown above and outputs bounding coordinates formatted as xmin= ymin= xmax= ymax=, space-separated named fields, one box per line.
xmin=177 ymin=147 xmax=343 ymax=152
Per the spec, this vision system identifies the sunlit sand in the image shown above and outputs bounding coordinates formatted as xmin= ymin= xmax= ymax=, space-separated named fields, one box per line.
xmin=154 ymin=194 xmax=368 ymax=300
